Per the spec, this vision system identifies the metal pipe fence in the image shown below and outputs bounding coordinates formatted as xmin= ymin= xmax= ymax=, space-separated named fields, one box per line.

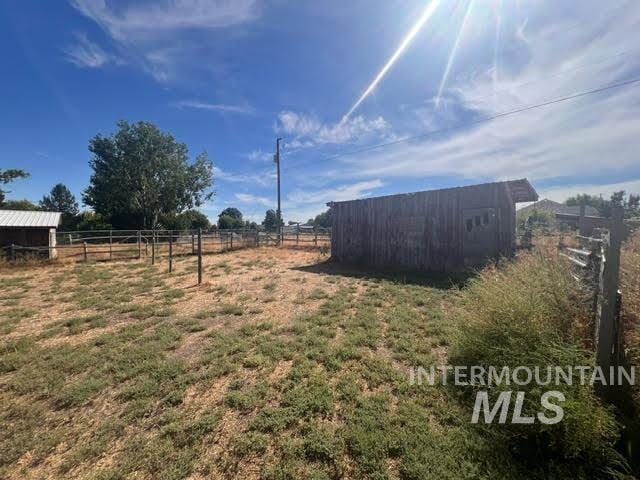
xmin=3 ymin=227 xmax=332 ymax=285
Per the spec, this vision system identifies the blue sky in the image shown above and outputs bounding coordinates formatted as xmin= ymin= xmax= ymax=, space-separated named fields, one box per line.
xmin=1 ymin=0 xmax=639 ymax=223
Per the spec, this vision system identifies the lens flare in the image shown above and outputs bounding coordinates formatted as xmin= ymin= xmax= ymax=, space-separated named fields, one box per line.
xmin=435 ymin=0 xmax=475 ymax=108
xmin=493 ymin=0 xmax=503 ymax=111
xmin=341 ymin=0 xmax=441 ymax=123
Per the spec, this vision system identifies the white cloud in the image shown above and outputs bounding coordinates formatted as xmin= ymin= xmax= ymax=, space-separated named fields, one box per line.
xmin=70 ymin=0 xmax=257 ymax=40
xmin=170 ymin=100 xmax=255 ymax=115
xmin=287 ymin=179 xmax=383 ymax=206
xmin=246 ymin=149 xmax=273 ymax=162
xmin=214 ymin=166 xmax=275 ymax=187
xmin=275 ymin=111 xmax=393 ymax=147
xmin=64 ymin=32 xmax=118 ymax=68
xmin=211 ymin=180 xmax=383 ymax=224
xmin=235 ymin=192 xmax=273 ymax=206
xmin=538 ymin=179 xmax=640 ymax=204
xmin=323 ymin=1 xmax=640 ymax=189
xmin=69 ymin=0 xmax=258 ymax=81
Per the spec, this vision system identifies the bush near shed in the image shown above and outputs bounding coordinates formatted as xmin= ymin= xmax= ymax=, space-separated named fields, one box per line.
xmin=449 ymin=253 xmax=630 ymax=479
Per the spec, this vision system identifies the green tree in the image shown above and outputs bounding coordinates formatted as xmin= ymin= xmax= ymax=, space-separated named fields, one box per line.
xmin=161 ymin=209 xmax=211 ymax=230
xmin=565 ymin=194 xmax=609 ymax=216
xmin=311 ymin=209 xmax=332 ymax=228
xmin=83 ymin=120 xmax=214 ymax=229
xmin=40 ymin=183 xmax=79 ymax=230
xmin=262 ymin=209 xmax=283 ymax=232
xmin=74 ymin=212 xmax=112 ymax=231
xmin=2 ymin=199 xmax=39 ymax=211
xmin=0 ymin=169 xmax=29 ymax=205
xmin=566 ymin=190 xmax=640 ymax=218
xmin=217 ymin=207 xmax=245 ymax=229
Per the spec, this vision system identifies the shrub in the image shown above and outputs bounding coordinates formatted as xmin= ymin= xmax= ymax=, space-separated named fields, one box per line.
xmin=449 ymin=252 xmax=627 ymax=478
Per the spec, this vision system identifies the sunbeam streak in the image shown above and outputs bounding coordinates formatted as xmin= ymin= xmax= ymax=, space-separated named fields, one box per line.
xmin=493 ymin=0 xmax=503 ymax=111
xmin=341 ymin=0 xmax=441 ymax=123
xmin=435 ymin=0 xmax=475 ymax=108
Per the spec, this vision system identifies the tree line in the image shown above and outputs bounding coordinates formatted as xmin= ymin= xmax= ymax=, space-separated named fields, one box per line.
xmin=0 ymin=120 xmax=313 ymax=232
xmin=517 ymin=190 xmax=640 ymax=232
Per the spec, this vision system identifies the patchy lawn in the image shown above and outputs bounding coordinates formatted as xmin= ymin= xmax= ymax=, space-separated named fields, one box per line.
xmin=0 ymin=246 xmax=627 ymax=479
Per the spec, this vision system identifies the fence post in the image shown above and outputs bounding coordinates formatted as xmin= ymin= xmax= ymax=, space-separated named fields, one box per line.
xmin=256 ymin=230 xmax=259 ymax=248
xmin=10 ymin=244 xmax=15 ymax=261
xmin=197 ymin=228 xmax=203 ymax=284
xmin=83 ymin=242 xmax=88 ymax=262
xmin=314 ymin=229 xmax=318 ymax=247
xmin=169 ymin=231 xmax=173 ymax=273
xmin=109 ymin=229 xmax=113 ymax=260
xmin=296 ymin=224 xmax=300 ymax=246
xmin=137 ymin=231 xmax=141 ymax=259
xmin=191 ymin=232 xmax=195 ymax=255
xmin=230 ymin=232 xmax=233 ymax=250
xmin=152 ymin=231 xmax=156 ymax=265
xmin=578 ymin=202 xmax=587 ymax=236
xmin=596 ymin=206 xmax=624 ymax=375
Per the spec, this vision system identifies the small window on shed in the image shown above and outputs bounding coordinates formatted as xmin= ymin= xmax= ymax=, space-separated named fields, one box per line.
xmin=466 ymin=219 xmax=473 ymax=232
xmin=475 ymin=216 xmax=481 ymax=227
xmin=483 ymin=212 xmax=489 ymax=224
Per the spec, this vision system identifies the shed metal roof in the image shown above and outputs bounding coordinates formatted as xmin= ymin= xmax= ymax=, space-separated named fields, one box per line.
xmin=327 ymin=178 xmax=538 ymax=206
xmin=0 ymin=210 xmax=62 ymax=228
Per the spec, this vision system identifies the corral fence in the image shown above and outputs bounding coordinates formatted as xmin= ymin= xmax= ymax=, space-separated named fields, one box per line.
xmin=553 ymin=206 xmax=636 ymax=380
xmin=3 ymin=227 xmax=331 ymax=285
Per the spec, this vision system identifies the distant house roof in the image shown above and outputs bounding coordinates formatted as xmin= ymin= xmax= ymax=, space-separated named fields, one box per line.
xmin=327 ymin=178 xmax=538 ymax=206
xmin=518 ymin=199 xmax=600 ymax=217
xmin=0 ymin=210 xmax=62 ymax=228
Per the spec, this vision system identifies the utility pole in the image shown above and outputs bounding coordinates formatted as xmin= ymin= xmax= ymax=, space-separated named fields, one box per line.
xmin=275 ymin=137 xmax=282 ymax=245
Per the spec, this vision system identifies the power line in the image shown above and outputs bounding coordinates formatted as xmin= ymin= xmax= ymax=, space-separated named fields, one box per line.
xmin=280 ymin=75 xmax=640 ymax=170
xmin=223 ymin=74 xmax=640 ymax=180
xmin=463 ymin=47 xmax=639 ymax=105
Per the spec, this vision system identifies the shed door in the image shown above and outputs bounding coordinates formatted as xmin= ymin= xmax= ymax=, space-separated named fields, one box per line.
xmin=462 ymin=207 xmax=498 ymax=265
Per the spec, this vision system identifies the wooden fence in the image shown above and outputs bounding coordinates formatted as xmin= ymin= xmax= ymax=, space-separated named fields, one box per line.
xmin=556 ymin=207 xmax=626 ymax=377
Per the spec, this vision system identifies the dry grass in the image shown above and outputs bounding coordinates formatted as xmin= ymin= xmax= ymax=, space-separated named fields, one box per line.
xmin=1 ymin=247 xmax=467 ymax=479
xmin=621 ymin=232 xmax=640 ymax=405
xmin=0 ymin=245 xmax=633 ymax=479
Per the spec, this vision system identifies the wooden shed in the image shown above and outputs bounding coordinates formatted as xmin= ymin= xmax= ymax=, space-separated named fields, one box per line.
xmin=0 ymin=210 xmax=62 ymax=259
xmin=327 ymin=179 xmax=538 ymax=272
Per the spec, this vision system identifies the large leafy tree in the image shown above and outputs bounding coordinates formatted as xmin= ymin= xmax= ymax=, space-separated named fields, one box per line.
xmin=161 ymin=209 xmax=211 ymax=230
xmin=40 ymin=183 xmax=79 ymax=229
xmin=83 ymin=120 xmax=214 ymax=229
xmin=74 ymin=212 xmax=112 ymax=231
xmin=309 ymin=209 xmax=332 ymax=228
xmin=262 ymin=209 xmax=283 ymax=232
xmin=40 ymin=184 xmax=78 ymax=215
xmin=2 ymin=199 xmax=39 ymax=211
xmin=0 ymin=169 xmax=29 ymax=205
xmin=218 ymin=207 xmax=245 ymax=229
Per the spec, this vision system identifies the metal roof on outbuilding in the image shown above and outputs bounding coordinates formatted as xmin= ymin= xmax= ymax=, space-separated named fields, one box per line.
xmin=0 ymin=210 xmax=62 ymax=228
xmin=327 ymin=178 xmax=538 ymax=207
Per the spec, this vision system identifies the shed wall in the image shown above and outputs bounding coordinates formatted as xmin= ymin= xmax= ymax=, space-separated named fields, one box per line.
xmin=330 ymin=183 xmax=517 ymax=271
xmin=0 ymin=228 xmax=51 ymax=248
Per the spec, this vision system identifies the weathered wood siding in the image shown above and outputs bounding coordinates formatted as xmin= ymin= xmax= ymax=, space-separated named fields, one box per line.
xmin=330 ymin=182 xmax=518 ymax=271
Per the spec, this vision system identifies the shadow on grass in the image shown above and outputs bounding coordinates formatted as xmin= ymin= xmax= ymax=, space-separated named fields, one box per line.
xmin=292 ymin=258 xmax=477 ymax=290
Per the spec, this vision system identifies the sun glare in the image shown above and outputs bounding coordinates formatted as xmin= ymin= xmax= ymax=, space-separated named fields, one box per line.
xmin=434 ymin=0 xmax=475 ymax=108
xmin=341 ymin=0 xmax=441 ymax=123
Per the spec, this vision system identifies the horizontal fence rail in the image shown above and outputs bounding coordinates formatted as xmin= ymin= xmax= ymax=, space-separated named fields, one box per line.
xmin=2 ymin=227 xmax=332 ymax=285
